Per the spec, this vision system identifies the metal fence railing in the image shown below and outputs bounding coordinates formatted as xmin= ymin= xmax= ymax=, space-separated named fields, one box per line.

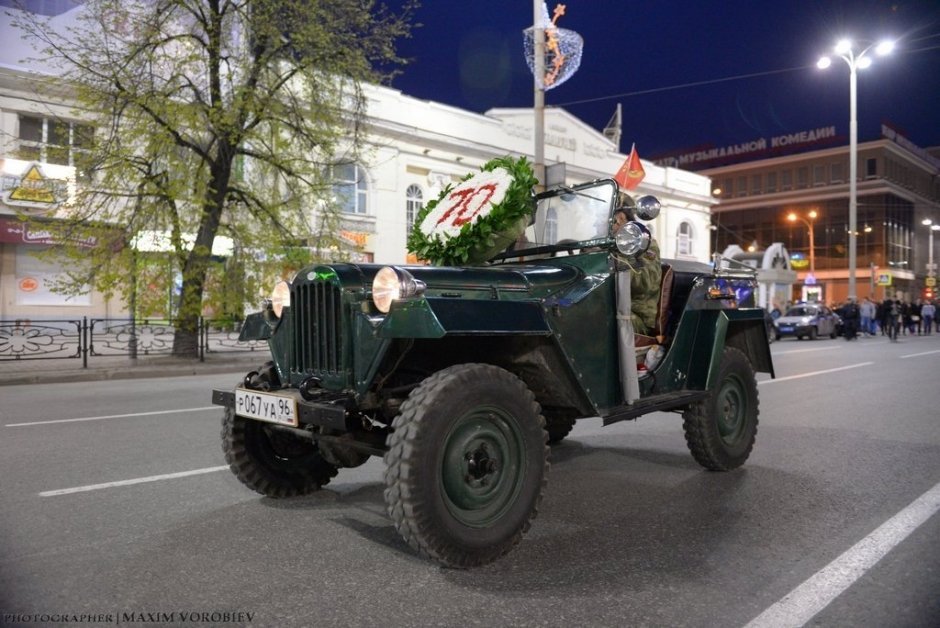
xmin=0 ymin=317 xmax=263 ymax=367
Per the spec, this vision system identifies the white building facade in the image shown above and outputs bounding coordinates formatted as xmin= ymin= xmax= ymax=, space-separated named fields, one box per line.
xmin=352 ymin=85 xmax=716 ymax=267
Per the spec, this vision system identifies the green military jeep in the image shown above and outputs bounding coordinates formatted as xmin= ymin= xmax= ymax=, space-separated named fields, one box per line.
xmin=212 ymin=177 xmax=774 ymax=568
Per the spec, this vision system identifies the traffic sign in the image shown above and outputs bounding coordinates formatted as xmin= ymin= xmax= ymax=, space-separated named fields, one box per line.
xmin=926 ymin=277 xmax=937 ymax=287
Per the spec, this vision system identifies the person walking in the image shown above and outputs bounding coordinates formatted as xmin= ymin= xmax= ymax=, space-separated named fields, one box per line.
xmin=922 ymin=300 xmax=936 ymax=336
xmin=911 ymin=299 xmax=923 ymax=335
xmin=841 ymin=298 xmax=860 ymax=340
xmin=860 ymin=296 xmax=876 ymax=336
xmin=887 ymin=299 xmax=902 ymax=342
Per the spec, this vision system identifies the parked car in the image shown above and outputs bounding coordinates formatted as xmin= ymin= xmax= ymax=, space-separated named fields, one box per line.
xmin=773 ymin=303 xmax=840 ymax=340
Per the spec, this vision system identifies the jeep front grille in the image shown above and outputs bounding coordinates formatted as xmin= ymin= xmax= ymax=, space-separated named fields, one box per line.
xmin=290 ymin=280 xmax=343 ymax=375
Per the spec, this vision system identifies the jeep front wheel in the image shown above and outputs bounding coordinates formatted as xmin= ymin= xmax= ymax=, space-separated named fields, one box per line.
xmin=221 ymin=406 xmax=338 ymax=497
xmin=681 ymin=347 xmax=759 ymax=471
xmin=383 ymin=363 xmax=549 ymax=568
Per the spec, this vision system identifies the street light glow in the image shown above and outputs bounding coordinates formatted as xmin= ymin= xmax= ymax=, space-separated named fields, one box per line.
xmin=816 ymin=56 xmax=832 ymax=69
xmin=923 ymin=218 xmax=933 ymax=226
xmin=875 ymin=40 xmax=895 ymax=56
xmin=857 ymin=56 xmax=873 ymax=69
xmin=835 ymin=39 xmax=852 ymax=54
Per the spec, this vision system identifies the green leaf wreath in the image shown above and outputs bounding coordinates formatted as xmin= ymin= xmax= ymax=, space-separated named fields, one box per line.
xmin=407 ymin=155 xmax=538 ymax=266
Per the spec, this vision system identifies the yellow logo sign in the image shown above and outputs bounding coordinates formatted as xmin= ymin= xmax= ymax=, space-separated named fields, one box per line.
xmin=8 ymin=165 xmax=57 ymax=204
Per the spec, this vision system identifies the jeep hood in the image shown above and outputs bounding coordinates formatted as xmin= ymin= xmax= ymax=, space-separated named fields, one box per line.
xmin=403 ymin=264 xmax=581 ymax=295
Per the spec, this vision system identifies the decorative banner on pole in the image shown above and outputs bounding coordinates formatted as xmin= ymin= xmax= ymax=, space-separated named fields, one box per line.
xmin=523 ymin=3 xmax=583 ymax=90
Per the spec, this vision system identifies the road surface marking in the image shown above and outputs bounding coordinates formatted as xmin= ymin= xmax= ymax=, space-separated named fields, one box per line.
xmin=900 ymin=349 xmax=940 ymax=359
xmin=6 ymin=406 xmax=217 ymax=427
xmin=39 ymin=466 xmax=230 ymax=497
xmin=773 ymin=346 xmax=840 ymax=355
xmin=757 ymin=362 xmax=873 ymax=385
xmin=744 ymin=481 xmax=940 ymax=628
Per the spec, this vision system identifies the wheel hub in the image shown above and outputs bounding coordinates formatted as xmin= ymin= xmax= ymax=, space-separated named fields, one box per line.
xmin=465 ymin=443 xmax=500 ymax=487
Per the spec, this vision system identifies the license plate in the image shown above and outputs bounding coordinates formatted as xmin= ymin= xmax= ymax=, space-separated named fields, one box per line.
xmin=235 ymin=389 xmax=298 ymax=427
xmin=779 ymin=325 xmax=793 ymax=332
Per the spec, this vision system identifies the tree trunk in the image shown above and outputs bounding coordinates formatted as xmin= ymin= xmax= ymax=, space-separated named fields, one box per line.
xmin=171 ymin=155 xmax=231 ymax=358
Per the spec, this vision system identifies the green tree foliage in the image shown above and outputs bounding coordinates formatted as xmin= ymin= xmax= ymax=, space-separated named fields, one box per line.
xmin=13 ymin=0 xmax=416 ymax=355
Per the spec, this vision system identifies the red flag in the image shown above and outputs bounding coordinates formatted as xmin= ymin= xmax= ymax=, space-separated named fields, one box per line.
xmin=614 ymin=143 xmax=645 ymax=191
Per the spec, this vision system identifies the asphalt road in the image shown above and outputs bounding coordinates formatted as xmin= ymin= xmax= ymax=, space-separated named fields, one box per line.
xmin=1 ymin=334 xmax=939 ymax=628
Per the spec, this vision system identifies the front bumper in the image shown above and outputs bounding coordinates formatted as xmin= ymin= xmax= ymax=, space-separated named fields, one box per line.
xmin=211 ymin=388 xmax=350 ymax=431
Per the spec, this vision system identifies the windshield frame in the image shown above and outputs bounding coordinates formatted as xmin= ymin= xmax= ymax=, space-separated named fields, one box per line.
xmin=490 ymin=178 xmax=619 ymax=261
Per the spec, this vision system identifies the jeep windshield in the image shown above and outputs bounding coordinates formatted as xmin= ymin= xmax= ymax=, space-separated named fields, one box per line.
xmin=495 ymin=179 xmax=617 ymax=259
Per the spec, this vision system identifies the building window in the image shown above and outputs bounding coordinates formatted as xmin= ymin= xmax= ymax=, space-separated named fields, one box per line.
xmin=750 ymin=174 xmax=761 ymax=195
xmin=330 ymin=163 xmax=368 ymax=214
xmin=813 ymin=164 xmax=825 ymax=186
xmin=17 ymin=114 xmax=93 ymax=169
xmin=676 ymin=221 xmax=694 ymax=257
xmin=781 ymin=170 xmax=792 ymax=191
xmin=866 ymin=158 xmax=877 ymax=179
xmin=766 ymin=172 xmax=777 ymax=193
xmin=405 ymin=184 xmax=423 ymax=234
xmin=797 ymin=167 xmax=808 ymax=189
xmin=736 ymin=176 xmax=747 ymax=197
xmin=723 ymin=178 xmax=734 ymax=197
xmin=831 ymin=162 xmax=843 ymax=183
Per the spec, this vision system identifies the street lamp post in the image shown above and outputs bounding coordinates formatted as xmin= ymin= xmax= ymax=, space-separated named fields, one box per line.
xmin=818 ymin=38 xmax=894 ymax=301
xmin=924 ymin=219 xmax=940 ymax=278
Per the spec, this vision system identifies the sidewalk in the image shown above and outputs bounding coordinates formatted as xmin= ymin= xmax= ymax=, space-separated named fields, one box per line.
xmin=0 ymin=350 xmax=266 ymax=386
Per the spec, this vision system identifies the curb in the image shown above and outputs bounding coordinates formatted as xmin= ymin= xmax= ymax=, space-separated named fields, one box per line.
xmin=1 ymin=357 xmax=263 ymax=387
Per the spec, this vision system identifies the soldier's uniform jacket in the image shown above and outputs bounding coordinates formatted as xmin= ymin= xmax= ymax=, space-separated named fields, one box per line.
xmin=629 ymin=239 xmax=661 ymax=335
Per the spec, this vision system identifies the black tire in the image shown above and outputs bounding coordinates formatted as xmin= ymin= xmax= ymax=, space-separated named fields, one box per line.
xmin=545 ymin=415 xmax=577 ymax=445
xmin=221 ymin=406 xmax=338 ymax=497
xmin=808 ymin=327 xmax=817 ymax=340
xmin=774 ymin=333 xmax=781 ymax=341
xmin=383 ymin=363 xmax=549 ymax=568
xmin=682 ymin=347 xmax=759 ymax=471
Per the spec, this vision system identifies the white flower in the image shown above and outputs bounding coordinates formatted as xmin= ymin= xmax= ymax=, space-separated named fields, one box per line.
xmin=419 ymin=168 xmax=513 ymax=241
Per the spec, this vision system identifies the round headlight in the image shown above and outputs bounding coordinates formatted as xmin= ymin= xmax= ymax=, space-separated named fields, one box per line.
xmin=372 ymin=267 xmax=402 ymax=314
xmin=615 ymin=221 xmax=652 ymax=257
xmin=372 ymin=266 xmax=426 ymax=314
xmin=270 ymin=280 xmax=290 ymax=318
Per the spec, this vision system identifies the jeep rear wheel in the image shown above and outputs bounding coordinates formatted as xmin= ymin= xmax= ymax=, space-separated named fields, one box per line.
xmin=383 ymin=363 xmax=549 ymax=568
xmin=221 ymin=406 xmax=338 ymax=497
xmin=682 ymin=347 xmax=758 ymax=471
xmin=544 ymin=410 xmax=578 ymax=444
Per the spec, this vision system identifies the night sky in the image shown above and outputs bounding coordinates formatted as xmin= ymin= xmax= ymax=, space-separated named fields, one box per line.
xmin=386 ymin=0 xmax=940 ymax=162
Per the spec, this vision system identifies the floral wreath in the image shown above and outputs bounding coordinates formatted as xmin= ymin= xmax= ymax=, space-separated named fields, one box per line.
xmin=407 ymin=155 xmax=538 ymax=266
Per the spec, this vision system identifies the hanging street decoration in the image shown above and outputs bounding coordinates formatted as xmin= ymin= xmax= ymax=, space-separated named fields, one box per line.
xmin=523 ymin=3 xmax=583 ymax=90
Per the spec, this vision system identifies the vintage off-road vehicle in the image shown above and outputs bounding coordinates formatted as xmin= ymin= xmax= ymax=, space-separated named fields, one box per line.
xmin=212 ymin=177 xmax=774 ymax=568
